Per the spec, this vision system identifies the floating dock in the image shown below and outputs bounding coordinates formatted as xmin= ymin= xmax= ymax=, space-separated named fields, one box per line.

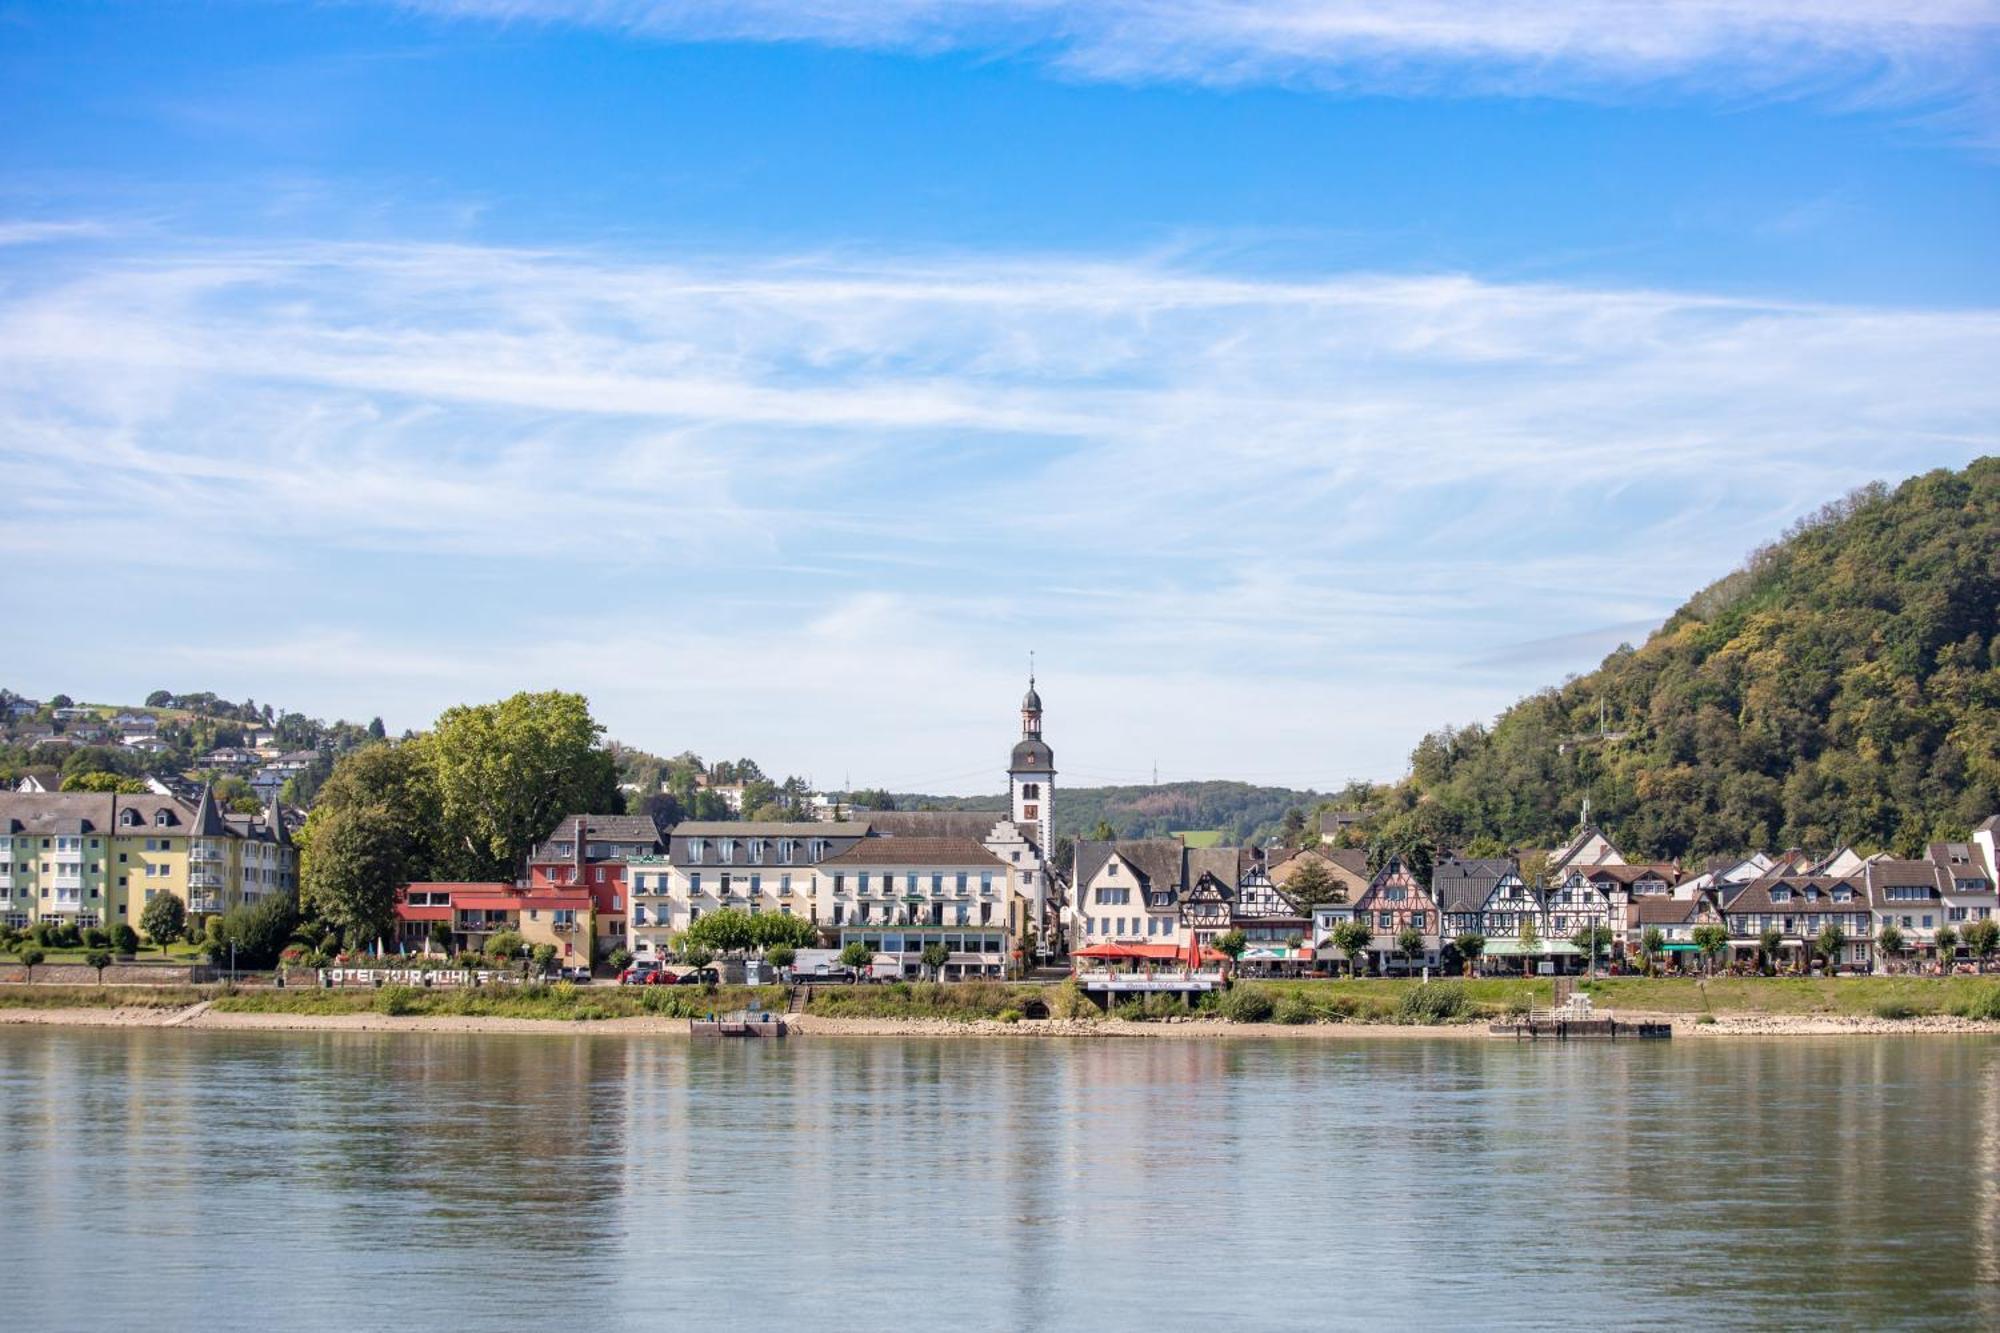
xmin=690 ymin=1012 xmax=788 ymax=1038
xmin=1489 ymin=1018 xmax=1671 ymax=1041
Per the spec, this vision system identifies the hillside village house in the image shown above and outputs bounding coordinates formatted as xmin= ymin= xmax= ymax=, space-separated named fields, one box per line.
xmin=629 ymin=820 xmax=865 ymax=960
xmin=0 ymin=786 xmax=294 ymax=933
xmin=1718 ymin=873 xmax=1874 ymax=970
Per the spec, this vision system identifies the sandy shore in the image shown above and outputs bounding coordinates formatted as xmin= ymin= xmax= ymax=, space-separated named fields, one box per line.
xmin=8 ymin=1005 xmax=2000 ymax=1039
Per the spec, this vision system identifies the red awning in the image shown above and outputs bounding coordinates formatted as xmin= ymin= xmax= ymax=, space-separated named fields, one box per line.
xmin=1074 ymin=942 xmax=1225 ymax=963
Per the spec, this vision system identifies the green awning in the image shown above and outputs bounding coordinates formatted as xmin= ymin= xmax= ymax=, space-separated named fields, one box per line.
xmin=1660 ymin=942 xmax=1703 ymax=953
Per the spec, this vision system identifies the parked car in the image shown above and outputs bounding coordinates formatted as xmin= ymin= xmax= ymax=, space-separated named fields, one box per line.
xmin=561 ymin=966 xmax=593 ymax=984
xmin=672 ymin=967 xmax=721 ymax=986
xmin=619 ymin=961 xmax=666 ymax=986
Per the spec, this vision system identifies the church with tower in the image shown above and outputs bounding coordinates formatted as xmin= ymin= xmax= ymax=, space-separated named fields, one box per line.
xmin=857 ymin=671 xmax=1064 ymax=958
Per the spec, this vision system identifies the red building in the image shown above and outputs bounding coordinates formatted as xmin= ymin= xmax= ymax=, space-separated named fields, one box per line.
xmin=393 ymin=881 xmax=597 ymax=960
xmin=525 ymin=814 xmax=666 ymax=961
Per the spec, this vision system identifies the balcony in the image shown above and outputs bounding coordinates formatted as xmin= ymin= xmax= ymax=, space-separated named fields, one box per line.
xmin=190 ymin=846 xmax=226 ymax=865
xmin=189 ymin=896 xmax=222 ymax=914
xmin=189 ymin=871 xmax=225 ymax=890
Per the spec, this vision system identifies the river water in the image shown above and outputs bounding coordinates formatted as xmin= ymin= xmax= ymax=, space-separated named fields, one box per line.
xmin=2 ymin=1028 xmax=1997 ymax=1330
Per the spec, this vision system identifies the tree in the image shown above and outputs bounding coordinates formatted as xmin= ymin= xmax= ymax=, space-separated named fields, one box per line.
xmin=1331 ymin=921 xmax=1372 ymax=978
xmin=1815 ymin=923 xmax=1848 ymax=974
xmin=1281 ymin=857 xmax=1338 ymax=908
xmin=1935 ymin=923 xmax=1960 ymax=969
xmin=532 ymin=943 xmax=558 ymax=976
xmin=428 ymin=691 xmax=620 ymax=881
xmin=680 ymin=944 xmax=715 ymax=971
xmin=1089 ymin=819 xmax=1115 ymax=841
xmin=685 ymin=908 xmax=757 ymax=956
xmin=145 ymin=690 xmax=173 ymax=708
xmin=1570 ymin=924 xmax=1612 ymax=979
xmin=485 ymin=928 xmax=525 ymax=961
xmin=1278 ymin=807 xmax=1308 ymax=846
xmin=750 ymin=913 xmax=816 ymax=951
xmin=920 ymin=941 xmax=950 ymax=980
xmin=300 ymin=803 xmax=407 ymax=949
xmin=1395 ymin=927 xmax=1424 ymax=973
xmin=1453 ymin=932 xmax=1486 ymax=977
xmin=367 ymin=716 xmax=387 ymax=741
xmin=140 ymin=893 xmax=187 ymax=952
xmin=1963 ymin=918 xmax=1999 ymax=972
xmin=1213 ymin=930 xmax=1248 ymax=971
xmin=1876 ymin=921 xmax=1905 ymax=970
xmin=607 ymin=947 xmax=633 ymax=974
xmin=765 ymin=943 xmax=797 ymax=971
xmin=16 ymin=944 xmax=44 ymax=979
xmin=427 ymin=921 xmax=453 ymax=954
xmin=85 ymin=949 xmax=112 ymax=982
xmin=1052 ymin=835 xmax=1075 ymax=878
xmin=49 ymin=694 xmax=73 ymax=709
xmin=111 ymin=923 xmax=138 ymax=956
xmin=1516 ymin=915 xmax=1542 ymax=977
xmin=1758 ymin=925 xmax=1784 ymax=975
xmin=838 ymin=940 xmax=873 ymax=975
xmin=1640 ymin=925 xmax=1665 ymax=976
xmin=1691 ymin=924 xmax=1730 ymax=976
xmin=61 ymin=771 xmax=147 ymax=794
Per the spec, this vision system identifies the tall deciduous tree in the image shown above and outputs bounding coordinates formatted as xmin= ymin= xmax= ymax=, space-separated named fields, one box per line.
xmin=429 ymin=692 xmax=620 ymax=881
xmin=1280 ymin=856 xmax=1338 ymax=908
xmin=140 ymin=893 xmax=187 ymax=951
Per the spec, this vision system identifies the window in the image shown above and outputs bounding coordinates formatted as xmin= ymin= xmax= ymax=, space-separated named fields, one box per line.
xmin=981 ymin=872 xmax=993 ymax=894
xmin=719 ymin=839 xmax=735 ymax=865
xmin=1378 ymin=912 xmax=1392 ymax=929
xmin=779 ymin=840 xmax=795 ymax=864
xmin=1021 ymin=783 xmax=1039 ymax=800
xmin=686 ymin=839 xmax=704 ymax=864
xmin=750 ymin=874 xmax=762 ymax=894
xmin=780 ymin=873 xmax=791 ymax=893
xmin=689 ymin=873 xmax=702 ymax=894
xmin=931 ymin=874 xmax=943 ymax=893
xmin=155 ymin=811 xmax=169 ymax=827
xmin=834 ymin=874 xmax=846 ymax=894
xmin=749 ymin=840 xmax=765 ymax=864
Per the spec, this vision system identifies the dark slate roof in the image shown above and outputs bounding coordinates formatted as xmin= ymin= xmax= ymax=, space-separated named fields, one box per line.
xmin=188 ymin=784 xmax=229 ymax=837
xmin=1119 ymin=839 xmax=1188 ymax=896
xmin=1570 ymin=862 xmax=1679 ymax=886
xmin=1188 ymin=846 xmax=1243 ymax=893
xmin=1928 ymin=842 xmax=1994 ymax=888
xmin=819 ymin=837 xmax=1006 ymax=869
xmin=1432 ymin=857 xmax=1517 ymax=915
xmin=1010 ymin=737 xmax=1053 ymax=771
xmin=1072 ymin=839 xmax=1115 ymax=890
xmin=865 ymin=810 xmax=1008 ymax=841
xmin=530 ymin=813 xmax=666 ymax=862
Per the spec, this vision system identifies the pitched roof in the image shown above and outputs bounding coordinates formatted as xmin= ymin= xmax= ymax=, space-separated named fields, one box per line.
xmin=670 ymin=820 xmax=869 ymax=839
xmin=1631 ymin=897 xmax=1700 ymax=925
xmin=864 ymin=810 xmax=1009 ymax=842
xmin=1432 ymin=857 xmax=1517 ymax=914
xmin=1724 ymin=874 xmax=1870 ymax=914
xmin=1976 ymin=815 xmax=2000 ymax=834
xmin=1865 ymin=859 xmax=1945 ymax=895
xmin=818 ymin=837 xmax=1006 ymax=869
xmin=188 ymin=784 xmax=229 ymax=837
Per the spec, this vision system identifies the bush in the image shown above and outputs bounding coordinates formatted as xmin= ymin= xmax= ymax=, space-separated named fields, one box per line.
xmin=1274 ymin=993 xmax=1318 ymax=1025
xmin=1872 ymin=1000 xmax=1919 ymax=1021
xmin=375 ymin=985 xmax=423 ymax=1016
xmin=1696 ymin=1014 xmax=1716 ymax=1025
xmin=81 ymin=927 xmax=109 ymax=950
xmin=1048 ymin=978 xmax=1098 ymax=1020
xmin=996 ymin=1008 xmax=1022 ymax=1024
xmin=1951 ymin=987 xmax=2000 ymax=1021
xmin=551 ymin=981 xmax=579 ymax=1004
xmin=111 ymin=924 xmax=139 ymax=955
xmin=1396 ymin=981 xmax=1468 ymax=1025
xmin=84 ymin=950 xmax=113 ymax=974
xmin=1219 ymin=986 xmax=1275 ymax=1023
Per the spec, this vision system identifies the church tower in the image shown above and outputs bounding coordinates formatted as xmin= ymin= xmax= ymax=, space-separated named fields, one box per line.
xmin=1009 ymin=672 xmax=1054 ymax=858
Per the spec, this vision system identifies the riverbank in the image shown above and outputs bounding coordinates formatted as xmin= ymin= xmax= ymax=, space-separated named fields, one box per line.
xmin=7 ymin=992 xmax=2000 ymax=1039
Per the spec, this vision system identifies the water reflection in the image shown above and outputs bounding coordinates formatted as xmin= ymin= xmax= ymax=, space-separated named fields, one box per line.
xmin=2 ymin=1030 xmax=1997 ymax=1330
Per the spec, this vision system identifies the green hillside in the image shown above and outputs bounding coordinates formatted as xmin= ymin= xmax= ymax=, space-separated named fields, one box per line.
xmin=892 ymin=780 xmax=1324 ymax=844
xmin=1375 ymin=458 xmax=2000 ymax=862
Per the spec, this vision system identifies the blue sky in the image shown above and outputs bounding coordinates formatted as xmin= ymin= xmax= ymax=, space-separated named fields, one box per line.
xmin=3 ymin=1 xmax=1998 ymax=793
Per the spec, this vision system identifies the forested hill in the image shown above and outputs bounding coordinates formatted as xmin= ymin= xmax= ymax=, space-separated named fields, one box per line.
xmin=1389 ymin=458 xmax=2000 ymax=862
xmin=891 ymin=781 xmax=1325 ymax=844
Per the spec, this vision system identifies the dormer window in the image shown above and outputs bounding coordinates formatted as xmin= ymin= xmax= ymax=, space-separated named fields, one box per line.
xmin=1770 ymin=887 xmax=1792 ymax=903
xmin=686 ymin=838 xmax=704 ymax=864
xmin=120 ymin=809 xmax=140 ymax=827
xmin=154 ymin=811 xmax=170 ymax=827
xmin=719 ymin=839 xmax=736 ymax=865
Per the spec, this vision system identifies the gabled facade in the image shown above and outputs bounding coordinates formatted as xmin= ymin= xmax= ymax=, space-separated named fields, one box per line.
xmin=629 ymin=821 xmax=866 ymax=959
xmin=0 ymin=786 xmax=294 ymax=932
xmin=1720 ymin=873 xmax=1872 ymax=970
xmin=526 ymin=813 xmax=666 ymax=961
xmin=1352 ymin=857 xmax=1440 ymax=973
xmin=816 ymin=836 xmax=1019 ymax=977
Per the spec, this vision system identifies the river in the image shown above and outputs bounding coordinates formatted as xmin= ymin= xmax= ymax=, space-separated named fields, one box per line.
xmin=2 ymin=1028 xmax=1997 ymax=1329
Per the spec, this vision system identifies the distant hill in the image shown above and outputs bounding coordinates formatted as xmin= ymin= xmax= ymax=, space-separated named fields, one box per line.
xmin=1379 ymin=458 xmax=2000 ymax=863
xmin=890 ymin=779 xmax=1324 ymax=844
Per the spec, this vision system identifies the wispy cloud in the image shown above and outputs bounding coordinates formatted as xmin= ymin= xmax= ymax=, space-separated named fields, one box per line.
xmin=388 ymin=1 xmax=2000 ymax=130
xmin=4 ymin=234 xmax=1994 ymax=784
